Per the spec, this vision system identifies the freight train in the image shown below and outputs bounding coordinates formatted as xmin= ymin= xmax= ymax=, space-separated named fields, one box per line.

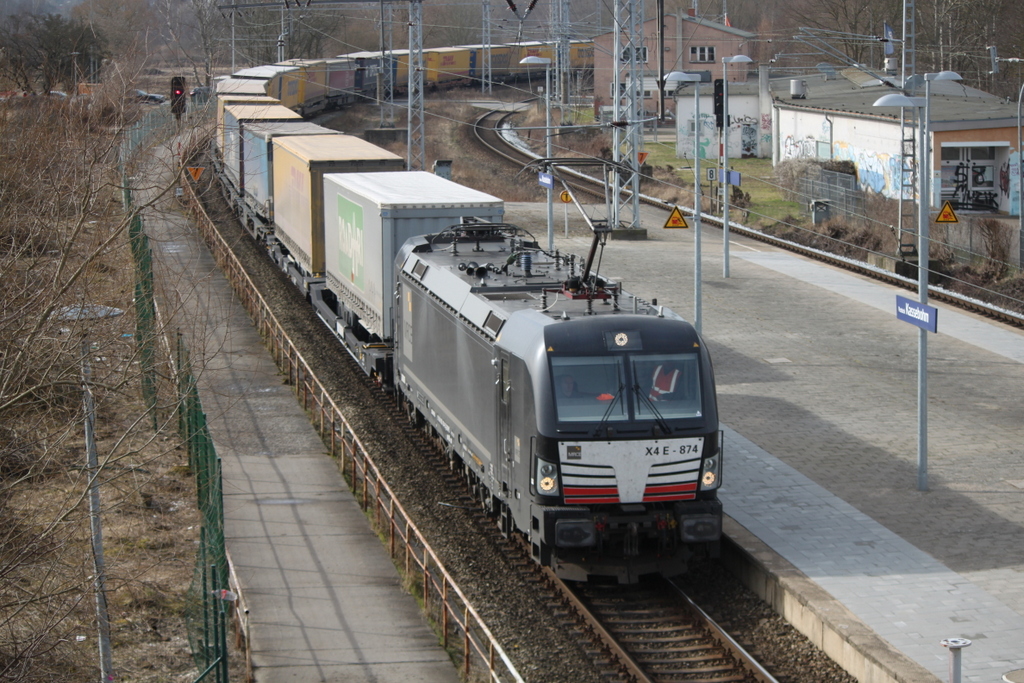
xmin=213 ymin=40 xmax=593 ymax=117
xmin=205 ymin=51 xmax=722 ymax=583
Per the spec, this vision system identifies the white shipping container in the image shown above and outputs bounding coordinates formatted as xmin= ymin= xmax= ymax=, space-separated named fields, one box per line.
xmin=322 ymin=171 xmax=504 ymax=340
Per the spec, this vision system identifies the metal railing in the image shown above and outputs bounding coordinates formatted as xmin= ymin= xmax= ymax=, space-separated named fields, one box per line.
xmin=798 ymin=167 xmax=865 ymax=219
xmin=179 ymin=161 xmax=524 ymax=683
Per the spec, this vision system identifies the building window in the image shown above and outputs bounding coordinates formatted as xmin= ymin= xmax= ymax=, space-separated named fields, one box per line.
xmin=690 ymin=46 xmax=715 ymax=63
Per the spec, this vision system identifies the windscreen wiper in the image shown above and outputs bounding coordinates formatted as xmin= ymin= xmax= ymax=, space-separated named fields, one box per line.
xmin=633 ymin=384 xmax=671 ymax=436
xmin=594 ymin=383 xmax=624 ymax=437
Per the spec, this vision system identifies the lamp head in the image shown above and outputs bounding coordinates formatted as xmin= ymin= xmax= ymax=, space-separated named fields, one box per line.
xmin=873 ymin=93 xmax=924 ymax=108
xmin=665 ymin=71 xmax=701 ymax=83
xmin=723 ymin=54 xmax=753 ymax=64
xmin=519 ymin=56 xmax=551 ymax=66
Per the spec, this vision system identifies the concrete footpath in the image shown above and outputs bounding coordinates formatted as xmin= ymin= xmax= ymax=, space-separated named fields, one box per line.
xmin=507 ymin=201 xmax=1024 ymax=683
xmin=142 ymin=148 xmax=458 ymax=683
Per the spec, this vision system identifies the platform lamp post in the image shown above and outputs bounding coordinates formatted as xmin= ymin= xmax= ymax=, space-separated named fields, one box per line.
xmin=520 ymin=55 xmax=554 ymax=251
xmin=873 ymin=70 xmax=961 ymax=492
xmin=720 ymin=54 xmax=752 ymax=278
xmin=666 ymin=71 xmax=704 ymax=334
xmin=1018 ymin=82 xmax=1024 ymax=256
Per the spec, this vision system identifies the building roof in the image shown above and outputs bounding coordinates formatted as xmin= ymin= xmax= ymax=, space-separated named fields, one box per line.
xmin=770 ymin=68 xmax=1018 ymax=130
xmin=678 ymin=14 xmax=756 ymax=39
xmin=592 ymin=12 xmax=756 ymax=41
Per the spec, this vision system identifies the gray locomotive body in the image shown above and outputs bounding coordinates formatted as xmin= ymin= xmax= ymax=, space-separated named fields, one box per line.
xmin=395 ymin=226 xmax=722 ymax=583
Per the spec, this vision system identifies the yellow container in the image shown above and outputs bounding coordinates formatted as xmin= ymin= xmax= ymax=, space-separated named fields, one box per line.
xmin=425 ymin=47 xmax=472 ymax=83
xmin=271 ymin=135 xmax=404 ymax=276
xmin=569 ymin=41 xmax=595 ymax=70
xmin=278 ymin=59 xmax=329 ymax=113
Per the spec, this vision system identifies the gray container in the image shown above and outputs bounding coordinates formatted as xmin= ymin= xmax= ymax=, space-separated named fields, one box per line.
xmin=222 ymin=103 xmax=301 ymax=191
xmin=322 ymin=171 xmax=504 ymax=340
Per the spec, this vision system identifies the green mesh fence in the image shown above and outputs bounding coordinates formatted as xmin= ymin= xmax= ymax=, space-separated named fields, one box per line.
xmin=177 ymin=334 xmax=230 ymax=683
xmin=121 ymin=107 xmax=230 ymax=681
xmin=121 ymin=105 xmax=173 ymax=428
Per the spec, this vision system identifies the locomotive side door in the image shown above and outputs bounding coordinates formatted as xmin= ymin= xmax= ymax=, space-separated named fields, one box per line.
xmin=497 ymin=352 xmax=513 ymax=499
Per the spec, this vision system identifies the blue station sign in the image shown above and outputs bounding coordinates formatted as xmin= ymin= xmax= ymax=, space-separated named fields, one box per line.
xmin=717 ymin=169 xmax=741 ymax=186
xmin=896 ymin=295 xmax=938 ymax=333
xmin=538 ymin=172 xmax=554 ymax=189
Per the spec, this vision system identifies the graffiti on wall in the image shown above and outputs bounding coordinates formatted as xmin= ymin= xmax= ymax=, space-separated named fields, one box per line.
xmin=1012 ymin=152 xmax=1021 ymax=215
xmin=949 ymin=161 xmax=999 ymax=211
xmin=741 ymin=125 xmax=757 ymax=157
xmin=782 ymin=135 xmax=817 ymax=160
xmin=832 ymin=141 xmax=903 ymax=197
xmin=760 ymin=114 xmax=772 ymax=150
xmin=678 ymin=113 xmax=718 ymax=159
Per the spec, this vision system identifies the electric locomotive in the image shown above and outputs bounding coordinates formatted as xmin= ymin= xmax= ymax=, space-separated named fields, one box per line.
xmin=395 ymin=224 xmax=722 ymax=583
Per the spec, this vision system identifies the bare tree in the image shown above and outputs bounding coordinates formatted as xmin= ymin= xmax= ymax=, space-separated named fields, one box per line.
xmin=70 ymin=0 xmax=155 ymax=60
xmin=0 ymin=13 xmax=106 ymax=93
xmin=0 ymin=76 xmax=199 ymax=680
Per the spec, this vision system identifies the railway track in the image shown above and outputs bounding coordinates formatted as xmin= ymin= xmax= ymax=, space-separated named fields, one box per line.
xmin=556 ymin=575 xmax=778 ymax=683
xmin=473 ymin=107 xmax=1024 ymax=330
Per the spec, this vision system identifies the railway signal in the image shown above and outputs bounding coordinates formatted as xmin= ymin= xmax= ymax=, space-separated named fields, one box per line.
xmin=713 ymin=79 xmax=724 ymax=129
xmin=171 ymin=76 xmax=186 ymax=119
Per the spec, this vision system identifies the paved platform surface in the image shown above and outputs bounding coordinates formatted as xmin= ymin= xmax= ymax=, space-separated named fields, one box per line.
xmin=143 ymin=150 xmax=458 ymax=683
xmin=507 ymin=201 xmax=1024 ymax=683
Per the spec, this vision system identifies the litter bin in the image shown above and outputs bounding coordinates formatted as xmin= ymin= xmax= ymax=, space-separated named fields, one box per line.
xmin=810 ymin=199 xmax=831 ymax=224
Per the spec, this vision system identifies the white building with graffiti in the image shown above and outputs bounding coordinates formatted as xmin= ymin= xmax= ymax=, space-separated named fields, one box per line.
xmin=672 ymin=79 xmax=767 ymax=161
xmin=673 ymin=65 xmax=1022 ymax=217
xmin=771 ymin=68 xmax=1021 ymax=216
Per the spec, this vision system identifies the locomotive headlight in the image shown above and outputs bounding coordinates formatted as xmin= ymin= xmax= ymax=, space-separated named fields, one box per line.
xmin=535 ymin=459 xmax=560 ymax=496
xmin=699 ymin=454 xmax=722 ymax=491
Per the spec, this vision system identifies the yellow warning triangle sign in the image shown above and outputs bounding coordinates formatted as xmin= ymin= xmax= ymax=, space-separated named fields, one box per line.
xmin=187 ymin=166 xmax=205 ymax=182
xmin=663 ymin=206 xmax=689 ymax=229
xmin=935 ymin=200 xmax=959 ymax=223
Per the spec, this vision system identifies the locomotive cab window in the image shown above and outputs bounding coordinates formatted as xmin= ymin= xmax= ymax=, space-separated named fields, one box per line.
xmin=632 ymin=353 xmax=702 ymax=419
xmin=551 ymin=357 xmax=626 ymax=423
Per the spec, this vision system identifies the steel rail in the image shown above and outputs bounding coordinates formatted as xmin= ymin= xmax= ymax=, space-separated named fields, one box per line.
xmin=547 ymin=570 xmax=781 ymax=683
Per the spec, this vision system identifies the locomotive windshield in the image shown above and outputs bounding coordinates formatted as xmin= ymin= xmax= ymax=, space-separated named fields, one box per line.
xmin=551 ymin=357 xmax=627 ymax=423
xmin=631 ymin=353 xmax=702 ymax=419
xmin=550 ymin=352 xmax=701 ymax=423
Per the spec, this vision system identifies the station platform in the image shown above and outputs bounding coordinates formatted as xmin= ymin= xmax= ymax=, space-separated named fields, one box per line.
xmin=143 ymin=153 xmax=458 ymax=683
xmin=507 ymin=201 xmax=1024 ymax=683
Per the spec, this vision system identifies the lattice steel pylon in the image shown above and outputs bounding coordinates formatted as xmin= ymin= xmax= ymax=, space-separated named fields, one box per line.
xmin=610 ymin=0 xmax=645 ymax=230
xmin=554 ymin=0 xmax=571 ymax=110
xmin=378 ymin=0 xmax=395 ymax=127
xmin=407 ymin=0 xmax=425 ymax=170
xmin=897 ymin=0 xmax=919 ymax=253
xmin=482 ymin=0 xmax=492 ymax=93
